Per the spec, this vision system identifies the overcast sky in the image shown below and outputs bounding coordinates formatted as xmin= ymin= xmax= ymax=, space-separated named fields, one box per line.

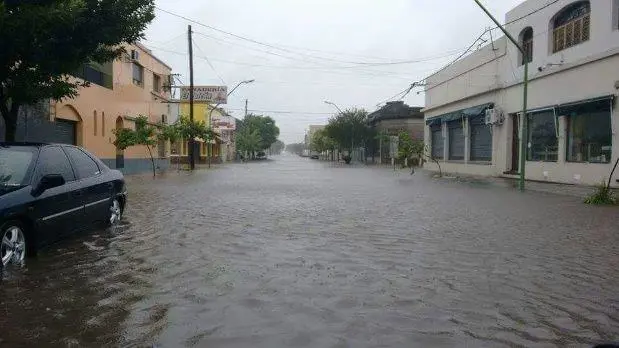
xmin=144 ymin=0 xmax=524 ymax=144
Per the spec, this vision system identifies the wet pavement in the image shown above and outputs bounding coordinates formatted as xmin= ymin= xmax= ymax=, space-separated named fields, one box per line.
xmin=1 ymin=154 xmax=618 ymax=347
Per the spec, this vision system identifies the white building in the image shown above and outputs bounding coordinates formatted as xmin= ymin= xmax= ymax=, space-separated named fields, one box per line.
xmin=424 ymin=0 xmax=619 ymax=187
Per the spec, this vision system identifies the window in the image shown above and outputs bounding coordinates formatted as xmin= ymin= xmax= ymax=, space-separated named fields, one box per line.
xmin=35 ymin=146 xmax=75 ymax=183
xmin=552 ymin=1 xmax=590 ymax=53
xmin=527 ymin=111 xmax=558 ymax=161
xmin=470 ymin=115 xmax=492 ymax=161
xmin=132 ymin=63 xmax=144 ymax=86
xmin=430 ymin=125 xmax=443 ymax=159
xmin=448 ymin=120 xmax=465 ymax=160
xmin=519 ymin=27 xmax=533 ymax=65
xmin=0 ymin=147 xmax=36 ymax=186
xmin=566 ymin=100 xmax=612 ymax=163
xmin=153 ymin=74 xmax=161 ymax=92
xmin=101 ymin=112 xmax=105 ymax=137
xmin=614 ymin=0 xmax=619 ymax=30
xmin=93 ymin=110 xmax=97 ymax=136
xmin=64 ymin=147 xmax=101 ymax=179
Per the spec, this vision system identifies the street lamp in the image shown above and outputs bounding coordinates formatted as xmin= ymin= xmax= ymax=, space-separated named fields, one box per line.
xmin=324 ymin=100 xmax=343 ymax=113
xmin=207 ymin=79 xmax=255 ymax=167
xmin=324 ymin=100 xmax=355 ymax=160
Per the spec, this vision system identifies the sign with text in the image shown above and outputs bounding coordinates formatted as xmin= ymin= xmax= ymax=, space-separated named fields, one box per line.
xmin=211 ymin=114 xmax=236 ymax=132
xmin=180 ymin=86 xmax=227 ymax=104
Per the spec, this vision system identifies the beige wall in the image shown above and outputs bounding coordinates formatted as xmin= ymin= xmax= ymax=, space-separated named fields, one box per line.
xmin=54 ymin=43 xmax=172 ymax=160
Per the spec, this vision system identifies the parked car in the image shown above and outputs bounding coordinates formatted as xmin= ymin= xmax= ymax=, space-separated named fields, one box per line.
xmin=0 ymin=143 xmax=127 ymax=268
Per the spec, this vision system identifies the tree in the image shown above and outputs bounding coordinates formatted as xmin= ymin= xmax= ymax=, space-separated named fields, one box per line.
xmin=0 ymin=0 xmax=155 ymax=141
xmin=113 ymin=115 xmax=158 ymax=177
xmin=324 ymin=108 xmax=375 ymax=163
xmin=397 ymin=130 xmax=425 ymax=167
xmin=236 ymin=128 xmax=261 ymax=158
xmin=236 ymin=114 xmax=280 ymax=159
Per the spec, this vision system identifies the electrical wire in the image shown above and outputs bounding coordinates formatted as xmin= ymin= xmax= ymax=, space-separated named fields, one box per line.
xmin=192 ymin=39 xmax=226 ymax=85
xmin=155 ymin=6 xmax=469 ymax=67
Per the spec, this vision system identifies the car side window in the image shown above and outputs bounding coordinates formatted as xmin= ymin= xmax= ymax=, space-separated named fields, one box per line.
xmin=34 ymin=146 xmax=76 ymax=184
xmin=64 ymin=147 xmax=101 ymax=180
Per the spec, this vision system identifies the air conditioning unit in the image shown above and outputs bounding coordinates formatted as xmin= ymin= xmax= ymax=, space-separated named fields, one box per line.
xmin=130 ymin=49 xmax=140 ymax=61
xmin=485 ymin=108 xmax=504 ymax=126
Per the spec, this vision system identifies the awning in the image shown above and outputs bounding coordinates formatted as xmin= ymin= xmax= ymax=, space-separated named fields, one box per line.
xmin=425 ymin=103 xmax=494 ymax=125
xmin=556 ymin=95 xmax=615 ymax=116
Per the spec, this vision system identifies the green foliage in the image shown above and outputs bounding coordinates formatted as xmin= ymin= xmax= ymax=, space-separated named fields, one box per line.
xmin=236 ymin=114 xmax=280 ymax=157
xmin=584 ymin=182 xmax=617 ymax=205
xmin=113 ymin=115 xmax=159 ymax=176
xmin=236 ymin=128 xmax=262 ymax=156
xmin=174 ymin=116 xmax=217 ymax=143
xmin=324 ymin=108 xmax=375 ymax=152
xmin=0 ymin=0 xmax=155 ymax=141
xmin=396 ymin=131 xmax=424 ymax=166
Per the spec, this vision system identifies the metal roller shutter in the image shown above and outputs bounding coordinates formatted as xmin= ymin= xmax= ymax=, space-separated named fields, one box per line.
xmin=431 ymin=125 xmax=443 ymax=159
xmin=448 ymin=120 xmax=464 ymax=160
xmin=470 ymin=116 xmax=492 ymax=161
xmin=52 ymin=120 xmax=76 ymax=145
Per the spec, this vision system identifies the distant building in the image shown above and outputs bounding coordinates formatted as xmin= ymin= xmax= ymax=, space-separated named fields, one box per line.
xmin=0 ymin=42 xmax=174 ymax=175
xmin=424 ymin=0 xmax=618 ymax=186
xmin=368 ymin=101 xmax=424 ymax=163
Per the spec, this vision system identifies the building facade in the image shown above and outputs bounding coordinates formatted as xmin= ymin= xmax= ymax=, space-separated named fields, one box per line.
xmin=0 ymin=42 xmax=174 ymax=174
xmin=368 ymin=101 xmax=424 ymax=164
xmin=424 ymin=0 xmax=619 ymax=187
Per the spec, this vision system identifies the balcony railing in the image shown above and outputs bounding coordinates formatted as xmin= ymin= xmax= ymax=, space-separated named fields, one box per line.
xmin=74 ymin=64 xmax=113 ymax=89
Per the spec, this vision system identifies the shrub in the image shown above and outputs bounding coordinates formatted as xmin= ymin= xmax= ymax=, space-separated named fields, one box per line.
xmin=584 ymin=182 xmax=617 ymax=205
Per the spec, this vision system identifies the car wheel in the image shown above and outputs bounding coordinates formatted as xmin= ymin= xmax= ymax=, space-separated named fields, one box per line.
xmin=108 ymin=197 xmax=122 ymax=226
xmin=1 ymin=221 xmax=27 ymax=267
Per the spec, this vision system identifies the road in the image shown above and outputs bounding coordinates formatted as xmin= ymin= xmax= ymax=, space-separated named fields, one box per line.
xmin=1 ymin=154 xmax=618 ymax=347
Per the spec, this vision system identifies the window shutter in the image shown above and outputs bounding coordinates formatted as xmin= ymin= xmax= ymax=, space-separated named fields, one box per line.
xmin=573 ymin=19 xmax=582 ymax=44
xmin=582 ymin=14 xmax=590 ymax=41
xmin=565 ymin=22 xmax=574 ymax=47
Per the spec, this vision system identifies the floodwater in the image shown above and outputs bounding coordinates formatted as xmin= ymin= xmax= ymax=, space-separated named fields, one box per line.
xmin=1 ymin=155 xmax=618 ymax=347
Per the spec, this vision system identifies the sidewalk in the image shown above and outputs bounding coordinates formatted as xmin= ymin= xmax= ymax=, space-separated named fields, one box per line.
xmin=413 ymin=169 xmax=613 ymax=199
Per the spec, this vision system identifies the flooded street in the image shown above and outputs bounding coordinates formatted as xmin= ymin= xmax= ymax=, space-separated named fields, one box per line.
xmin=1 ymin=155 xmax=618 ymax=347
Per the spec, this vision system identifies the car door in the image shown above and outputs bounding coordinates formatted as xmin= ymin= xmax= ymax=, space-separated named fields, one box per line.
xmin=30 ymin=146 xmax=85 ymax=245
xmin=63 ymin=146 xmax=112 ymax=225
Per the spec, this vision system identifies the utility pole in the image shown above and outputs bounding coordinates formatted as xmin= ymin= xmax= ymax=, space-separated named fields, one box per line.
xmin=473 ymin=0 xmax=528 ymax=191
xmin=187 ymin=24 xmax=195 ymax=170
xmin=245 ymin=99 xmax=248 ymax=117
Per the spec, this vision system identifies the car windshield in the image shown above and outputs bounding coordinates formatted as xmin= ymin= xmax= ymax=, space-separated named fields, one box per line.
xmin=0 ymin=146 xmax=35 ymax=187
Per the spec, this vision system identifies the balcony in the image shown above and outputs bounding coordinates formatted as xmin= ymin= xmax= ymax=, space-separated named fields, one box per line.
xmin=74 ymin=64 xmax=113 ymax=89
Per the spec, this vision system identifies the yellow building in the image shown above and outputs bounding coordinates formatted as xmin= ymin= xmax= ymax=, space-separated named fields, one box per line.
xmin=172 ymin=103 xmax=224 ymax=164
xmin=51 ymin=42 xmax=173 ymax=174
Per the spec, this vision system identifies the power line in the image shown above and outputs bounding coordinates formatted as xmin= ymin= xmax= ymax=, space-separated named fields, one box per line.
xmin=192 ymin=39 xmax=226 ymax=85
xmin=143 ymin=43 xmax=428 ymax=81
xmin=155 ymin=6 xmax=467 ymax=67
xmin=500 ymin=0 xmax=561 ymax=28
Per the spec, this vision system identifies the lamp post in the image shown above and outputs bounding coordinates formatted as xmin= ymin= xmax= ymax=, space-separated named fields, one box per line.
xmin=207 ymin=79 xmax=255 ymax=167
xmin=473 ymin=0 xmax=528 ymax=191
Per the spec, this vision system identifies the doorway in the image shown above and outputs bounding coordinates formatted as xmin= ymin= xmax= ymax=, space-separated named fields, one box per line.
xmin=510 ymin=114 xmax=520 ymax=174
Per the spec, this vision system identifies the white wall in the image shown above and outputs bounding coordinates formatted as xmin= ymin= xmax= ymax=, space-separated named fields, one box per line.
xmin=423 ymin=0 xmax=619 ymax=186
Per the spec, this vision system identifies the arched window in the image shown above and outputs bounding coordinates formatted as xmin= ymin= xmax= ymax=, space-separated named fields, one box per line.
xmin=552 ymin=1 xmax=590 ymax=53
xmin=519 ymin=27 xmax=533 ymax=65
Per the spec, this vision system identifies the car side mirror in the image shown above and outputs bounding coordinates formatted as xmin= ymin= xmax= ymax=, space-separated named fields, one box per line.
xmin=33 ymin=174 xmax=65 ymax=195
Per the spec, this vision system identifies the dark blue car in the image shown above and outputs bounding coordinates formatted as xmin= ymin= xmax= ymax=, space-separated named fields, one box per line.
xmin=0 ymin=143 xmax=127 ymax=268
